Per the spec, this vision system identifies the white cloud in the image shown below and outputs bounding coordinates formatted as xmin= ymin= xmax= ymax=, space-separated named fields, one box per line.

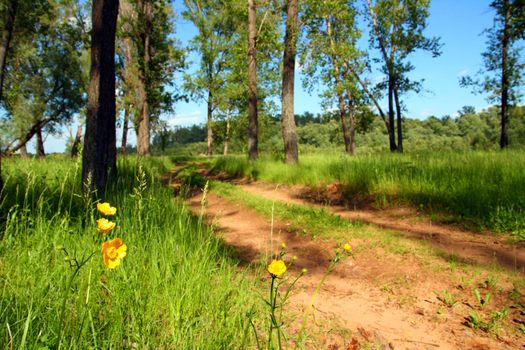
xmin=457 ymin=69 xmax=469 ymax=77
xmin=167 ymin=110 xmax=203 ymax=127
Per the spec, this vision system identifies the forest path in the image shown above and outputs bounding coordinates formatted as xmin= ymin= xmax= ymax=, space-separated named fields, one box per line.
xmin=237 ymin=181 xmax=525 ymax=274
xmin=164 ymin=163 xmax=523 ymax=349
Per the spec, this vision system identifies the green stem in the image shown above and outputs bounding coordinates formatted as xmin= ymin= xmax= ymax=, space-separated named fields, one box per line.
xmin=57 ymin=252 xmax=96 ymax=349
xmin=298 ymin=260 xmax=337 ymax=342
xmin=268 ymin=276 xmax=275 ymax=349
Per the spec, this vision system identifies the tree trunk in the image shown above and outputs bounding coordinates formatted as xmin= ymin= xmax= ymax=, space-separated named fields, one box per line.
xmin=387 ymin=76 xmax=397 ymax=151
xmin=207 ymin=89 xmax=213 ymax=155
xmin=393 ymin=84 xmax=403 ymax=152
xmin=281 ymin=0 xmax=299 ymax=164
xmin=82 ymin=0 xmax=119 ymax=193
xmin=500 ymin=0 xmax=510 ymax=149
xmin=0 ymin=0 xmax=17 ymax=101
xmin=0 ymin=0 xmax=17 ymax=193
xmin=19 ymin=144 xmax=28 ymax=157
xmin=247 ymin=0 xmax=258 ymax=160
xmin=121 ymin=103 xmax=129 ymax=156
xmin=136 ymin=0 xmax=152 ymax=156
xmin=338 ymin=95 xmax=352 ymax=154
xmin=71 ymin=125 xmax=82 ymax=157
xmin=36 ymin=129 xmax=45 ymax=158
xmin=223 ymin=109 xmax=231 ymax=156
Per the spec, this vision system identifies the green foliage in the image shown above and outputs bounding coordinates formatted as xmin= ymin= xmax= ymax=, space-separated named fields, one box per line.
xmin=1 ymin=0 xmax=86 ymax=150
xmin=0 ymin=157 xmax=258 ymax=348
xmin=434 ymin=289 xmax=457 ymax=308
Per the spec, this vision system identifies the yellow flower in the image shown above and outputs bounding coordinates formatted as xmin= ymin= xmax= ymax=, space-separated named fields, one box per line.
xmin=267 ymin=259 xmax=287 ymax=277
xmin=301 ymin=268 xmax=308 ymax=274
xmin=101 ymin=238 xmax=127 ymax=269
xmin=343 ymin=243 xmax=352 ymax=252
xmin=97 ymin=202 xmax=117 ymax=216
xmin=97 ymin=218 xmax=116 ymax=234
xmin=281 ymin=242 xmax=287 ymax=250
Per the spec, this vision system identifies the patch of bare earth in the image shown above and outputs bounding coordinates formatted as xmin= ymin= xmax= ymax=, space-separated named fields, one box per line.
xmin=239 ymin=181 xmax=525 ymax=274
xmin=181 ymin=187 xmax=518 ymax=349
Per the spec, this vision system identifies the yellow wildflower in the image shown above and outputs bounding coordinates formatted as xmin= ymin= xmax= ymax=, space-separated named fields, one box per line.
xmin=101 ymin=238 xmax=127 ymax=269
xmin=97 ymin=218 xmax=116 ymax=234
xmin=281 ymin=242 xmax=287 ymax=250
xmin=301 ymin=268 xmax=308 ymax=274
xmin=97 ymin=202 xmax=117 ymax=216
xmin=343 ymin=243 xmax=352 ymax=252
xmin=267 ymin=259 xmax=287 ymax=277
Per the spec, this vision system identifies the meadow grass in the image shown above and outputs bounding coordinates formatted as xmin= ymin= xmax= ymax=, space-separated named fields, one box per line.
xmin=209 ymin=150 xmax=525 ymax=236
xmin=0 ymin=156 xmax=259 ymax=349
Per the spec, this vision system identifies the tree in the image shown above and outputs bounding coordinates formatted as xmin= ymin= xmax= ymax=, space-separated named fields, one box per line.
xmin=120 ymin=0 xmax=184 ymax=156
xmin=461 ymin=0 xmax=524 ymax=148
xmin=1 ymin=0 xmax=85 ymax=155
xmin=183 ymin=0 xmax=236 ymax=156
xmin=247 ymin=0 xmax=258 ymax=160
xmin=366 ymin=0 xmax=441 ymax=152
xmin=82 ymin=0 xmax=119 ymax=193
xmin=281 ymin=0 xmax=299 ymax=163
xmin=301 ymin=0 xmax=364 ymax=154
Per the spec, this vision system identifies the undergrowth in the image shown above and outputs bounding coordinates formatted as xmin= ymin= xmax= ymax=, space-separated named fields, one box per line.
xmin=0 ymin=156 xmax=258 ymax=349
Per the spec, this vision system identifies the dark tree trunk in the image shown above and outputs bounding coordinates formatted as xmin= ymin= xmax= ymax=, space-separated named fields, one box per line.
xmin=393 ymin=85 xmax=403 ymax=152
xmin=0 ymin=0 xmax=17 ymax=193
xmin=36 ymin=129 xmax=45 ymax=158
xmin=19 ymin=144 xmax=28 ymax=157
xmin=500 ymin=0 xmax=510 ymax=149
xmin=137 ymin=0 xmax=152 ymax=156
xmin=347 ymin=95 xmax=356 ymax=155
xmin=247 ymin=0 xmax=258 ymax=160
xmin=82 ymin=0 xmax=119 ymax=193
xmin=338 ymin=94 xmax=352 ymax=154
xmin=281 ymin=0 xmax=299 ymax=164
xmin=0 ymin=0 xmax=17 ymax=101
xmin=207 ymin=89 xmax=213 ymax=155
xmin=121 ymin=103 xmax=129 ymax=156
xmin=387 ymin=76 xmax=397 ymax=152
xmin=71 ymin=125 xmax=82 ymax=157
xmin=223 ymin=109 xmax=231 ymax=156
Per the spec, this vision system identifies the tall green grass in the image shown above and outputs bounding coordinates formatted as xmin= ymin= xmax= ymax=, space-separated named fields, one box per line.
xmin=0 ymin=156 xmax=257 ymax=349
xmin=210 ymin=151 xmax=525 ymax=235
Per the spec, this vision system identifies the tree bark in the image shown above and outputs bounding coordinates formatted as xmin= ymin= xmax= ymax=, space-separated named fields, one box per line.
xmin=82 ymin=0 xmax=119 ymax=193
xmin=393 ymin=84 xmax=403 ymax=152
xmin=500 ymin=0 xmax=510 ymax=149
xmin=136 ymin=0 xmax=152 ymax=156
xmin=247 ymin=0 xmax=258 ymax=160
xmin=207 ymin=89 xmax=213 ymax=155
xmin=0 ymin=0 xmax=17 ymax=101
xmin=280 ymin=0 xmax=299 ymax=164
xmin=387 ymin=76 xmax=397 ymax=151
xmin=223 ymin=109 xmax=231 ymax=156
xmin=0 ymin=0 xmax=17 ymax=193
xmin=19 ymin=144 xmax=28 ymax=157
xmin=36 ymin=129 xmax=45 ymax=158
xmin=121 ymin=103 xmax=129 ymax=156
xmin=71 ymin=125 xmax=82 ymax=157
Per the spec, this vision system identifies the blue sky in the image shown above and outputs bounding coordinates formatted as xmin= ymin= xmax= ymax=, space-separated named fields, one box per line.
xmin=42 ymin=0 xmax=496 ymax=153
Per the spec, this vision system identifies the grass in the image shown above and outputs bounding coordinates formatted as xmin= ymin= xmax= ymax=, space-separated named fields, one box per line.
xmin=209 ymin=151 xmax=525 ymax=237
xmin=0 ymin=156 xmax=259 ymax=349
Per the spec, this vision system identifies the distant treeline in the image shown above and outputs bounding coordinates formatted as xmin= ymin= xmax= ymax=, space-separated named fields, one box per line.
xmin=152 ymin=105 xmax=525 ymax=155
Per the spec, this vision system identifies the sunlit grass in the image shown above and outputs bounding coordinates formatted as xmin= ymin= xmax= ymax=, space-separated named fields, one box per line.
xmin=0 ymin=156 xmax=258 ymax=349
xmin=209 ymin=150 xmax=525 ymax=235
